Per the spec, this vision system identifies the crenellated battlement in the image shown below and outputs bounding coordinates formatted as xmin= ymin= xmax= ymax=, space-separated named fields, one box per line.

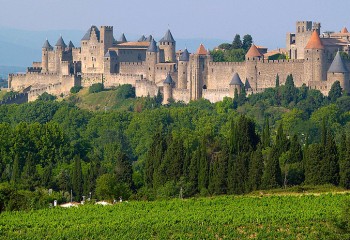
xmin=208 ymin=61 xmax=245 ymax=66
xmin=120 ymin=62 xmax=144 ymax=66
xmin=203 ymin=88 xmax=229 ymax=93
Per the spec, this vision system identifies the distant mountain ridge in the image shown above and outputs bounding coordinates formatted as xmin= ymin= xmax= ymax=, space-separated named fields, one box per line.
xmin=0 ymin=27 xmax=228 ymax=68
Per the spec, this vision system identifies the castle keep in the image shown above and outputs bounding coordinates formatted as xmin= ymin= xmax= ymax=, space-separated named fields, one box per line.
xmin=8 ymin=21 xmax=350 ymax=103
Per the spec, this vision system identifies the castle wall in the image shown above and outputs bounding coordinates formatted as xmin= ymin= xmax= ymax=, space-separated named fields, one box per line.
xmin=172 ymin=88 xmax=190 ymax=103
xmin=117 ymin=49 xmax=146 ymax=62
xmin=72 ymin=48 xmax=82 ymax=62
xmin=256 ymin=59 xmax=305 ymax=88
xmin=119 ymin=62 xmax=146 ymax=75
xmin=207 ymin=62 xmax=246 ymax=89
xmin=104 ymin=73 xmax=143 ymax=88
xmin=202 ymin=88 xmax=230 ymax=103
xmin=9 ymin=72 xmax=62 ymax=91
xmin=135 ymin=79 xmax=159 ymax=97
xmin=81 ymin=73 xmax=103 ymax=87
xmin=155 ymin=63 xmax=176 ymax=85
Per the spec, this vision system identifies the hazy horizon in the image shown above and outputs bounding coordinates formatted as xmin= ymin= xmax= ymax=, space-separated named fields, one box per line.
xmin=1 ymin=0 xmax=350 ymax=67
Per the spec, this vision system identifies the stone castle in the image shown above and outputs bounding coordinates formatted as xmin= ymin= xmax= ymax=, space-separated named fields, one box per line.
xmin=7 ymin=21 xmax=350 ymax=103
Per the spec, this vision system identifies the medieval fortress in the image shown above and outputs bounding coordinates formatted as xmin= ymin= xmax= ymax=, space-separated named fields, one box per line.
xmin=7 ymin=21 xmax=350 ymax=103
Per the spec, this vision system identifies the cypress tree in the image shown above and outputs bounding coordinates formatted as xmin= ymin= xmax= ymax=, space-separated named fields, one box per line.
xmin=188 ymin=149 xmax=199 ymax=195
xmin=72 ymin=155 xmax=83 ymax=201
xmin=11 ymin=155 xmax=20 ymax=185
xmin=328 ymin=81 xmax=342 ymax=103
xmin=275 ymin=122 xmax=289 ymax=155
xmin=321 ymin=131 xmax=339 ymax=185
xmin=275 ymin=74 xmax=280 ymax=88
xmin=114 ymin=151 xmax=133 ymax=186
xmin=247 ymin=145 xmax=264 ymax=191
xmin=340 ymin=134 xmax=350 ymax=189
xmin=261 ymin=146 xmax=282 ymax=189
xmin=198 ymin=137 xmax=209 ymax=191
xmin=42 ymin=163 xmax=53 ymax=188
xmin=304 ymin=144 xmax=323 ymax=184
xmin=21 ymin=153 xmax=38 ymax=190
xmin=262 ymin=117 xmax=271 ymax=148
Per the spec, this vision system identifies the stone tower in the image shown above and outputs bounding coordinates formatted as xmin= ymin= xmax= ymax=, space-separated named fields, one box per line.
xmin=104 ymin=50 xmax=118 ymax=74
xmin=146 ymin=39 xmax=158 ymax=82
xmin=295 ymin=21 xmax=314 ymax=59
xmin=41 ymin=39 xmax=53 ymax=73
xmin=229 ymin=73 xmax=244 ymax=97
xmin=304 ymin=30 xmax=326 ymax=82
xmin=159 ymin=30 xmax=176 ymax=62
xmin=327 ymin=51 xmax=349 ymax=92
xmin=163 ymin=73 xmax=174 ymax=104
xmin=100 ymin=26 xmax=114 ymax=55
xmin=190 ymin=44 xmax=209 ymax=100
xmin=178 ymin=48 xmax=190 ymax=89
xmin=245 ymin=44 xmax=262 ymax=91
xmin=55 ymin=36 xmax=67 ymax=73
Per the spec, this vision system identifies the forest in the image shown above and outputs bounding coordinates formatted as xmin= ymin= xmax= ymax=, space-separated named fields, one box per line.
xmin=0 ymin=74 xmax=350 ymax=212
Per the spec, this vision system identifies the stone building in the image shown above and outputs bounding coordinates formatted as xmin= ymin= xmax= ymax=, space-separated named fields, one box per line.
xmin=8 ymin=21 xmax=350 ymax=103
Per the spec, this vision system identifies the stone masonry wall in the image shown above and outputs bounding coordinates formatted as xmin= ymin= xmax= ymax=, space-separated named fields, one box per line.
xmin=135 ymin=79 xmax=159 ymax=97
xmin=202 ymin=88 xmax=230 ymax=103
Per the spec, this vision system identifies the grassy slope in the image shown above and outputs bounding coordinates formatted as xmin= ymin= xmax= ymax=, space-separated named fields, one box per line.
xmin=73 ymin=88 xmax=135 ymax=111
xmin=1 ymin=193 xmax=349 ymax=239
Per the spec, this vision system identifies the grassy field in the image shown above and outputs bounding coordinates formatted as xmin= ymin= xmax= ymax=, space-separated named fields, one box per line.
xmin=0 ymin=193 xmax=349 ymax=239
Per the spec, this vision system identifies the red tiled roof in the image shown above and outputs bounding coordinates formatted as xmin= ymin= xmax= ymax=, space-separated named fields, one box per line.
xmin=246 ymin=44 xmax=263 ymax=58
xmin=197 ymin=44 xmax=207 ymax=55
xmin=305 ymin=30 xmax=324 ymax=49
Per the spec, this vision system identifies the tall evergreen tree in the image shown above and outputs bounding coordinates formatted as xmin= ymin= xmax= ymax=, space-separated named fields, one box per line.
xmin=198 ymin=137 xmax=209 ymax=191
xmin=232 ymin=34 xmax=242 ymax=49
xmin=11 ymin=155 xmax=20 ymax=185
xmin=340 ymin=134 xmax=350 ymax=189
xmin=247 ymin=145 xmax=264 ymax=191
xmin=321 ymin=131 xmax=339 ymax=185
xmin=242 ymin=34 xmax=253 ymax=51
xmin=72 ymin=155 xmax=83 ymax=201
xmin=275 ymin=74 xmax=280 ymax=88
xmin=275 ymin=122 xmax=289 ymax=155
xmin=328 ymin=81 xmax=342 ymax=103
xmin=262 ymin=117 xmax=271 ymax=148
xmin=304 ymin=144 xmax=323 ymax=184
xmin=261 ymin=147 xmax=282 ymax=189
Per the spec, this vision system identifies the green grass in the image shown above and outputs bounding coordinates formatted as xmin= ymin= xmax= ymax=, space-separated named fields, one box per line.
xmin=0 ymin=89 xmax=8 ymax=101
xmin=72 ymin=88 xmax=136 ymax=111
xmin=1 ymin=193 xmax=349 ymax=239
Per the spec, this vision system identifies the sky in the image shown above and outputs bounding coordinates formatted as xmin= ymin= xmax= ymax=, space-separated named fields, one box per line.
xmin=1 ymin=0 xmax=350 ymax=49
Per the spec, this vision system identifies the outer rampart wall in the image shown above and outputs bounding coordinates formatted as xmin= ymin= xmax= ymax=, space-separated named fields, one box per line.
xmin=104 ymin=73 xmax=143 ymax=88
xmin=202 ymin=88 xmax=230 ymax=103
xmin=207 ymin=62 xmax=246 ymax=89
xmin=9 ymin=72 xmax=62 ymax=91
xmin=135 ymin=79 xmax=159 ymax=97
xmin=256 ymin=59 xmax=305 ymax=88
xmin=172 ymin=88 xmax=190 ymax=103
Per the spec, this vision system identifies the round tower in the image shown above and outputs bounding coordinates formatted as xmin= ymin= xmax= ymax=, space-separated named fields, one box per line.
xmin=163 ymin=73 xmax=174 ymax=104
xmin=55 ymin=36 xmax=66 ymax=73
xmin=159 ymin=30 xmax=176 ymax=62
xmin=42 ymin=39 xmax=52 ymax=73
xmin=327 ymin=51 xmax=349 ymax=92
xmin=304 ymin=30 xmax=325 ymax=82
xmin=229 ymin=72 xmax=243 ymax=97
xmin=146 ymin=39 xmax=158 ymax=82
xmin=178 ymin=48 xmax=190 ymax=89
xmin=245 ymin=44 xmax=262 ymax=91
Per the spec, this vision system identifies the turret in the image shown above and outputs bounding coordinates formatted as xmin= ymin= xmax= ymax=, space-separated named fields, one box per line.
xmin=100 ymin=26 xmax=114 ymax=54
xmin=67 ymin=41 xmax=75 ymax=49
xmin=104 ymin=50 xmax=118 ymax=74
xmin=245 ymin=44 xmax=262 ymax=90
xmin=178 ymin=49 xmax=190 ymax=89
xmin=163 ymin=73 xmax=174 ymax=104
xmin=146 ymin=39 xmax=158 ymax=82
xmin=327 ymin=51 xmax=349 ymax=93
xmin=159 ymin=30 xmax=176 ymax=62
xmin=42 ymin=39 xmax=53 ymax=73
xmin=55 ymin=36 xmax=66 ymax=73
xmin=138 ymin=35 xmax=146 ymax=42
xmin=190 ymin=44 xmax=209 ymax=100
xmin=229 ymin=73 xmax=243 ymax=97
xmin=118 ymin=33 xmax=127 ymax=43
xmin=304 ymin=30 xmax=325 ymax=82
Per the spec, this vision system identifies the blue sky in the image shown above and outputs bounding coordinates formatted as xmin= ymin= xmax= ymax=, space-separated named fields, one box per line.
xmin=1 ymin=0 xmax=350 ymax=49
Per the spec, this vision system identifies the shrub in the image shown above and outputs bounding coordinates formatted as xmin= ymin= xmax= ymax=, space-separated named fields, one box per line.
xmin=37 ymin=92 xmax=57 ymax=101
xmin=116 ymin=84 xmax=135 ymax=99
xmin=70 ymin=86 xmax=83 ymax=94
xmin=89 ymin=83 xmax=104 ymax=94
